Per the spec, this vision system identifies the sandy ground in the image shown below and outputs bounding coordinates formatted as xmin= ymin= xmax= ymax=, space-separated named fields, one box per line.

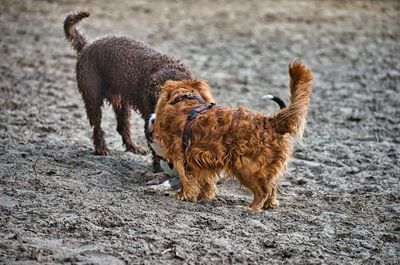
xmin=1 ymin=0 xmax=399 ymax=264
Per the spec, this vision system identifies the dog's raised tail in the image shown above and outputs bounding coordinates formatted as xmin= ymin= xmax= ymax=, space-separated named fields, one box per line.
xmin=262 ymin=95 xmax=286 ymax=109
xmin=64 ymin=10 xmax=90 ymax=53
xmin=272 ymin=60 xmax=313 ymax=140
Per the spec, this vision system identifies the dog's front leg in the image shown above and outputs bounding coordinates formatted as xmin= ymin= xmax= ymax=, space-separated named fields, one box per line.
xmin=174 ymin=160 xmax=200 ymax=202
xmin=264 ymin=181 xmax=280 ymax=209
xmin=198 ymin=172 xmax=218 ymax=201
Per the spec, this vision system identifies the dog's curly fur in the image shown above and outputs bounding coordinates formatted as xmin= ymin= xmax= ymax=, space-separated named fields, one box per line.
xmin=154 ymin=60 xmax=313 ymax=211
xmin=64 ymin=11 xmax=211 ymax=169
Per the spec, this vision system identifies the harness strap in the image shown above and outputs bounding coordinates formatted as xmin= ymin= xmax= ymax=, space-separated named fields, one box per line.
xmin=170 ymin=93 xmax=206 ymax=105
xmin=182 ymin=103 xmax=216 ymax=150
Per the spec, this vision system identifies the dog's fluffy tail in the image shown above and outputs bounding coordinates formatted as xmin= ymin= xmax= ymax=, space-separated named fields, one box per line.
xmin=64 ymin=10 xmax=90 ymax=53
xmin=272 ymin=60 xmax=313 ymax=140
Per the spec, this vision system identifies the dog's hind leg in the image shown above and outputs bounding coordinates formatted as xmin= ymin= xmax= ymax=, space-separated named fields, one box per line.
xmin=236 ymin=173 xmax=269 ymax=211
xmin=77 ymin=63 xmax=110 ymax=155
xmin=248 ymin=187 xmax=268 ymax=212
xmin=174 ymin=160 xmax=200 ymax=202
xmin=232 ymin=160 xmax=269 ymax=211
xmin=249 ymin=175 xmax=281 ymax=211
xmin=84 ymin=98 xmax=110 ymax=155
xmin=113 ymin=101 xmax=146 ymax=155
xmin=80 ymin=91 xmax=110 ymax=155
xmin=234 ymin=176 xmax=266 ymax=211
xmin=249 ymin=175 xmax=280 ymax=210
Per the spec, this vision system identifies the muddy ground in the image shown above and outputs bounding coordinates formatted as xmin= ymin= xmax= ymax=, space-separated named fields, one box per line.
xmin=0 ymin=0 xmax=399 ymax=264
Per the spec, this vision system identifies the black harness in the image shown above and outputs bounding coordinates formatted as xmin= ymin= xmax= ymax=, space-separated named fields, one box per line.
xmin=169 ymin=93 xmax=206 ymax=105
xmin=170 ymin=94 xmax=215 ymax=150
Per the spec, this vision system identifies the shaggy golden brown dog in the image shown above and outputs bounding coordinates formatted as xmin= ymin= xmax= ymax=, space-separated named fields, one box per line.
xmin=154 ymin=60 xmax=313 ymax=211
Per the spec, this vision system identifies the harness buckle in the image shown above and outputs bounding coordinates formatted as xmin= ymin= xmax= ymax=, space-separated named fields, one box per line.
xmin=188 ymin=109 xmax=198 ymax=120
xmin=207 ymin=102 xmax=216 ymax=109
xmin=185 ymin=93 xmax=195 ymax=99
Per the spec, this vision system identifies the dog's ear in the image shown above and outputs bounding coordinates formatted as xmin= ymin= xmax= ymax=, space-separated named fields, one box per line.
xmin=161 ymin=80 xmax=178 ymax=100
xmin=163 ymin=80 xmax=177 ymax=88
xmin=189 ymin=79 xmax=214 ymax=103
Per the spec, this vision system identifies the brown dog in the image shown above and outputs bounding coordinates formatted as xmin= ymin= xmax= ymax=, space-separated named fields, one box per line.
xmin=154 ymin=60 xmax=313 ymax=211
xmin=63 ymin=11 xmax=214 ymax=169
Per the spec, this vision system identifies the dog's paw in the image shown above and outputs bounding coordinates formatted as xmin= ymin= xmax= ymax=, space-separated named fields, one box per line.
xmin=264 ymin=199 xmax=280 ymax=209
xmin=247 ymin=206 xmax=263 ymax=212
xmin=174 ymin=191 xmax=186 ymax=201
xmin=198 ymin=193 xmax=216 ymax=201
xmin=127 ymin=145 xmax=148 ymax=155
xmin=94 ymin=147 xmax=111 ymax=155
xmin=198 ymin=187 xmax=217 ymax=201
xmin=234 ymin=205 xmax=261 ymax=212
xmin=174 ymin=191 xmax=198 ymax=202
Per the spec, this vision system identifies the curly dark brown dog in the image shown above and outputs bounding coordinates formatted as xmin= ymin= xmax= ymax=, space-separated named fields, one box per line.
xmin=63 ymin=10 xmax=213 ymax=168
xmin=154 ymin=60 xmax=313 ymax=211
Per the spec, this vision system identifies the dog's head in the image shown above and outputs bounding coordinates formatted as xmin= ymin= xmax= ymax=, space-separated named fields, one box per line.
xmin=154 ymin=79 xmax=215 ymax=162
xmin=145 ymin=113 xmax=179 ymax=178
xmin=155 ymin=79 xmax=214 ymax=115
xmin=145 ymin=113 xmax=156 ymax=142
xmin=145 ymin=113 xmax=165 ymax=157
